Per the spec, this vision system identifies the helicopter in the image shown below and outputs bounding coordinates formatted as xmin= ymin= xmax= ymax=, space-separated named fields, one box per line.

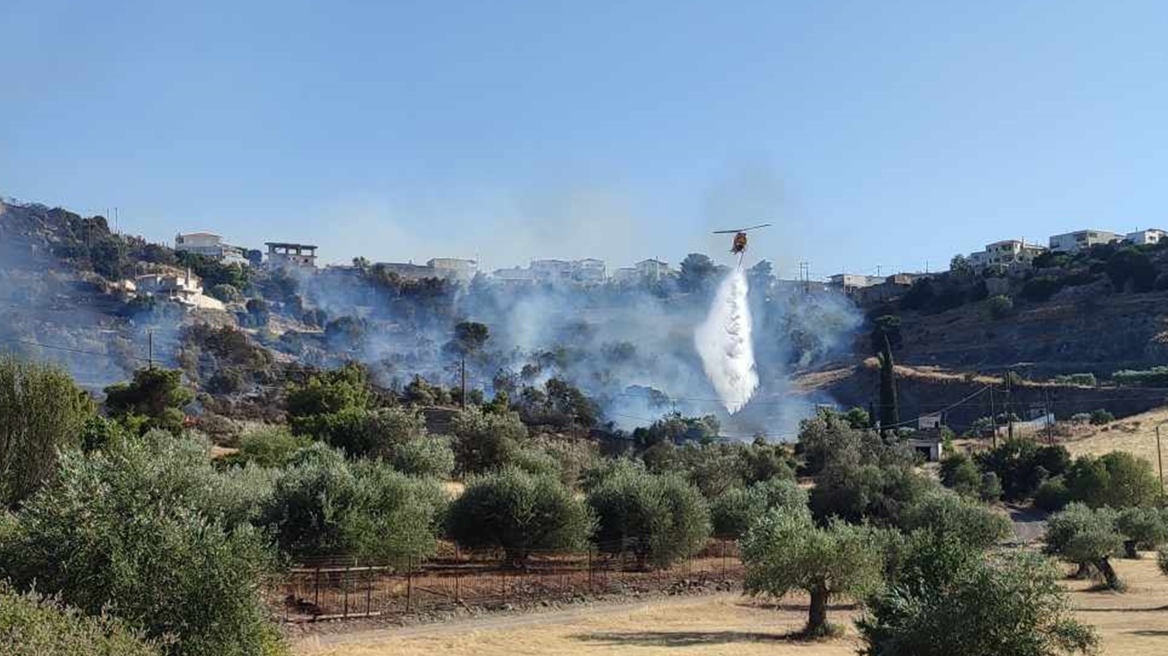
xmin=713 ymin=223 xmax=772 ymax=255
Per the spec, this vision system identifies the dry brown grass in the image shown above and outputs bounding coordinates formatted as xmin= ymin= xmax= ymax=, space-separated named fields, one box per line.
xmin=295 ymin=557 xmax=1168 ymax=656
xmin=1063 ymin=407 xmax=1168 ymax=473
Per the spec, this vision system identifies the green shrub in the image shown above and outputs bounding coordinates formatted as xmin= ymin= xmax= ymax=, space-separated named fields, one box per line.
xmin=449 ymin=407 xmax=528 ymax=475
xmin=939 ymin=452 xmax=981 ymax=498
xmin=710 ymin=479 xmax=809 ymax=540
xmin=985 ymin=294 xmax=1014 ymax=319
xmin=743 ymin=509 xmax=884 ymax=636
xmin=1034 ymin=476 xmax=1072 ymax=512
xmin=388 ymin=435 xmax=456 ymax=478
xmin=810 ymin=462 xmax=934 ymax=527
xmin=1089 ymin=409 xmax=1115 ymax=425
xmin=285 ymin=362 xmax=373 ymax=418
xmin=447 ymin=466 xmax=593 ymax=565
xmin=1116 ymin=507 xmax=1168 ymax=558
xmin=0 ymin=436 xmax=284 ymax=656
xmin=1021 ymin=276 xmax=1062 ymax=302
xmin=974 ymin=438 xmax=1070 ymax=501
xmin=261 ymin=445 xmax=445 ymax=564
xmin=103 ymin=367 xmax=194 ymax=435
xmin=901 ymin=492 xmax=1013 ymax=550
xmin=0 ymin=583 xmax=161 ymax=656
xmin=0 ymin=356 xmax=96 ymax=508
xmin=1044 ymin=503 xmax=1124 ymax=589
xmin=221 ymin=426 xmax=312 ymax=468
xmin=1112 ymin=367 xmax=1168 ymax=387
xmin=858 ymin=546 xmax=1098 ymax=656
xmin=1064 ymin=451 xmax=1160 ymax=509
xmin=587 ymin=467 xmax=711 ymax=569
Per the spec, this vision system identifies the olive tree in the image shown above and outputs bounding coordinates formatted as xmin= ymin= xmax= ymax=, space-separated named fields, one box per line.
xmin=1044 ymin=503 xmax=1124 ymax=589
xmin=449 ymin=407 xmax=528 ymax=475
xmin=587 ymin=467 xmax=711 ymax=569
xmin=0 ymin=583 xmax=161 ymax=656
xmin=0 ymin=356 xmax=95 ymax=508
xmin=900 ymin=492 xmax=1012 ymax=550
xmin=711 ymin=479 xmax=808 ymax=540
xmin=260 ymin=445 xmax=446 ymax=564
xmin=0 ymin=435 xmax=283 ymax=656
xmin=742 ymin=508 xmax=884 ymax=636
xmin=446 ymin=466 xmax=593 ymax=566
xmin=858 ymin=539 xmax=1098 ymax=656
xmin=1116 ymin=507 xmax=1168 ymax=559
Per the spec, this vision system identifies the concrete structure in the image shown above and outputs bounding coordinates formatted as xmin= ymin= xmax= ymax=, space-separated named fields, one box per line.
xmin=134 ymin=268 xmax=224 ymax=310
xmin=906 ymin=433 xmax=945 ymax=462
xmin=1125 ymin=228 xmax=1167 ymax=246
xmin=918 ymin=412 xmax=943 ymax=430
xmin=375 ymin=261 xmax=451 ymax=282
xmin=611 ymin=267 xmax=639 ymax=284
xmin=426 ymin=257 xmax=477 ymax=284
xmin=265 ymin=242 xmax=318 ymax=268
xmin=829 ymin=273 xmax=883 ymax=294
xmin=573 ymin=258 xmax=606 ymax=284
xmin=491 ymin=266 xmax=536 ymax=285
xmin=967 ymin=239 xmax=1047 ymax=269
xmin=635 ymin=258 xmax=672 ymax=281
xmin=1049 ymin=230 xmax=1123 ymax=254
xmin=530 ymin=259 xmax=574 ymax=284
xmin=175 ymin=232 xmax=248 ymax=265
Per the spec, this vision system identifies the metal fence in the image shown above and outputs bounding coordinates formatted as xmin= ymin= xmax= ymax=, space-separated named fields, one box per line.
xmin=270 ymin=539 xmax=743 ymax=622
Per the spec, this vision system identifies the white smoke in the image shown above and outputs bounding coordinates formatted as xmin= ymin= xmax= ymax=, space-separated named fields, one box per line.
xmin=694 ymin=268 xmax=759 ymax=414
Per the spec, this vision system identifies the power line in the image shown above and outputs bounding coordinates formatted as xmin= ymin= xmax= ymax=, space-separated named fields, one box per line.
xmin=0 ymin=337 xmax=151 ymax=363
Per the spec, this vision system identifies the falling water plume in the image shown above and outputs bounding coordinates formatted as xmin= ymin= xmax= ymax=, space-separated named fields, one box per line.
xmin=694 ymin=268 xmax=759 ymax=414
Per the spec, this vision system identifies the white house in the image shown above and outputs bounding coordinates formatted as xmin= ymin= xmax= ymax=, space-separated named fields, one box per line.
xmin=635 ymin=258 xmax=672 ymax=281
xmin=427 ymin=257 xmax=477 ymax=284
xmin=829 ymin=273 xmax=883 ymax=293
xmin=1049 ymin=230 xmax=1123 ymax=253
xmin=573 ymin=258 xmax=606 ymax=284
xmin=175 ymin=232 xmax=248 ymax=265
xmin=530 ymin=259 xmax=574 ymax=284
xmin=1125 ymin=229 xmax=1166 ymax=246
xmin=134 ymin=268 xmax=224 ymax=310
xmin=967 ymin=239 xmax=1047 ymax=269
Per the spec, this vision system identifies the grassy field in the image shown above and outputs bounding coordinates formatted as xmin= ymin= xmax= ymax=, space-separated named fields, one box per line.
xmin=296 ymin=556 xmax=1168 ymax=656
xmin=1063 ymin=407 xmax=1168 ymax=472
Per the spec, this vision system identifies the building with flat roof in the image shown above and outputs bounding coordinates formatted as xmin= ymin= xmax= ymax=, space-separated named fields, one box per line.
xmin=427 ymin=257 xmax=477 ymax=284
xmin=1049 ymin=230 xmax=1123 ymax=253
xmin=1125 ymin=229 xmax=1166 ymax=246
xmin=265 ymin=242 xmax=318 ymax=268
xmin=967 ymin=239 xmax=1047 ymax=269
xmin=175 ymin=232 xmax=247 ymax=265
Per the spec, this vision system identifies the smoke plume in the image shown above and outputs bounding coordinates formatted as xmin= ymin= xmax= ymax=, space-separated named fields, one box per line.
xmin=695 ymin=269 xmax=758 ymax=414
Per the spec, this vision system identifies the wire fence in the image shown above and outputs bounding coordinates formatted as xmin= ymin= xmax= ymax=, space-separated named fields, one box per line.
xmin=268 ymin=539 xmax=744 ymax=622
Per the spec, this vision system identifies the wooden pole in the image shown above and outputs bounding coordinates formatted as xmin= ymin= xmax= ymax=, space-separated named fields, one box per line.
xmin=989 ymin=385 xmax=998 ymax=448
xmin=460 ymin=355 xmax=466 ymax=409
xmin=1157 ymin=425 xmax=1164 ymax=495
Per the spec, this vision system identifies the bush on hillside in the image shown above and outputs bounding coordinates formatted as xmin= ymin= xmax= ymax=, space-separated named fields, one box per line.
xmin=449 ymin=407 xmax=528 ymax=475
xmin=900 ymin=492 xmax=1012 ymax=550
xmin=974 ymin=438 xmax=1070 ymax=501
xmin=1089 ymin=409 xmax=1115 ymax=425
xmin=220 ymin=426 xmax=312 ymax=469
xmin=1064 ymin=451 xmax=1160 ymax=509
xmin=1116 ymin=507 xmax=1168 ymax=558
xmin=985 ymin=294 xmax=1014 ymax=319
xmin=1112 ymin=367 xmax=1168 ymax=387
xmin=0 ymin=356 xmax=95 ymax=508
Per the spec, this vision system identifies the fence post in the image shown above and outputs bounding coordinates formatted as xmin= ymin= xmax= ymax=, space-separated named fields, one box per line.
xmin=587 ymin=547 xmax=593 ymax=593
xmin=314 ymin=566 xmax=321 ymax=611
xmin=365 ymin=568 xmax=372 ymax=616
xmin=406 ymin=557 xmax=413 ymax=613
xmin=721 ymin=540 xmax=727 ymax=578
xmin=343 ymin=565 xmax=350 ymax=619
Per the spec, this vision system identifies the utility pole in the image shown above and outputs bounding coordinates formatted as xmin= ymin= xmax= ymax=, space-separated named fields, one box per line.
xmin=148 ymin=330 xmax=154 ymax=369
xmin=989 ymin=385 xmax=998 ymax=448
xmin=1157 ymin=425 xmax=1164 ymax=494
xmin=1006 ymin=370 xmax=1015 ymax=441
xmin=460 ymin=354 xmax=467 ymax=409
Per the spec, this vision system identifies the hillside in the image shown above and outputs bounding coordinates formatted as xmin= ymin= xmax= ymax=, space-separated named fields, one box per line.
xmin=1061 ymin=406 xmax=1168 ymax=467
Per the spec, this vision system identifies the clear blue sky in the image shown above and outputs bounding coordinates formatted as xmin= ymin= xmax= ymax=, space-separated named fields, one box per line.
xmin=3 ymin=1 xmax=1166 ymax=277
